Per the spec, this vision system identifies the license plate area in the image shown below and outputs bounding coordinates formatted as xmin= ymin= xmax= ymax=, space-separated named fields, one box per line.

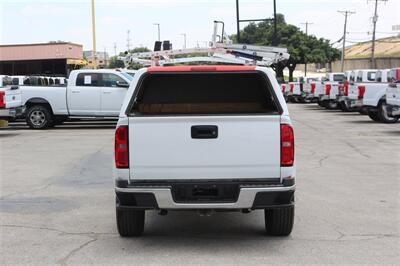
xmin=172 ymin=183 xmax=239 ymax=203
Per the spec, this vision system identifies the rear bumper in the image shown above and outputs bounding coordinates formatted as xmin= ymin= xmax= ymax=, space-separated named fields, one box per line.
xmin=387 ymin=104 xmax=400 ymax=117
xmin=350 ymin=99 xmax=362 ymax=108
xmin=115 ymin=179 xmax=295 ymax=210
xmin=337 ymin=95 xmax=347 ymax=102
xmin=0 ymin=106 xmax=25 ymax=119
xmin=320 ymin=95 xmax=330 ymax=101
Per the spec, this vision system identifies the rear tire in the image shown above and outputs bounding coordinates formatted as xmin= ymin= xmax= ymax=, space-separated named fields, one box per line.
xmin=25 ymin=105 xmax=54 ymax=129
xmin=116 ymin=208 xmax=145 ymax=237
xmin=265 ymin=206 xmax=294 ymax=236
xmin=377 ymin=101 xmax=399 ymax=124
xmin=339 ymin=102 xmax=350 ymax=112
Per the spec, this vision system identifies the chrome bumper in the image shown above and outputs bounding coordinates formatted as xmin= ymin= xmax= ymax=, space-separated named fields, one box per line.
xmin=0 ymin=106 xmax=25 ymax=118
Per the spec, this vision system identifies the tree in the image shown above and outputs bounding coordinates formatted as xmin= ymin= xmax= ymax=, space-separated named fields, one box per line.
xmin=232 ymin=14 xmax=340 ymax=81
xmin=108 ymin=56 xmax=125 ymax=69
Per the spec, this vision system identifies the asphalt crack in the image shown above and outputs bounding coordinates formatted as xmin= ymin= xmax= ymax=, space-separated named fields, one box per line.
xmin=57 ymin=237 xmax=97 ymax=265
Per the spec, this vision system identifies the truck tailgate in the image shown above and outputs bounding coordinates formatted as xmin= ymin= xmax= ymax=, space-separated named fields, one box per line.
xmin=129 ymin=115 xmax=281 ymax=180
xmin=2 ymin=87 xmax=22 ymax=109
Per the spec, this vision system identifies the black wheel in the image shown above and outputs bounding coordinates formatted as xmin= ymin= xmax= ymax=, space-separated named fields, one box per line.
xmin=116 ymin=208 xmax=145 ymax=237
xmin=265 ymin=206 xmax=294 ymax=236
xmin=368 ymin=111 xmax=381 ymax=122
xmin=25 ymin=105 xmax=54 ymax=129
xmin=339 ymin=101 xmax=351 ymax=112
xmin=377 ymin=101 xmax=399 ymax=124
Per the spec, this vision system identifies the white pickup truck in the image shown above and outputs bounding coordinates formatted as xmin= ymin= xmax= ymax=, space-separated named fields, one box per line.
xmin=317 ymin=72 xmax=345 ymax=109
xmin=113 ymin=65 xmax=295 ymax=237
xmin=346 ymin=69 xmax=377 ymax=113
xmin=350 ymin=69 xmax=398 ymax=123
xmin=20 ymin=69 xmax=133 ymax=129
xmin=303 ymin=77 xmax=322 ymax=103
xmin=386 ymin=68 xmax=400 ymax=120
xmin=0 ymin=76 xmax=24 ymax=120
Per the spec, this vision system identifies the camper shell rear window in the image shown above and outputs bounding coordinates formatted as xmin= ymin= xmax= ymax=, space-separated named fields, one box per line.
xmin=127 ymin=71 xmax=281 ymax=116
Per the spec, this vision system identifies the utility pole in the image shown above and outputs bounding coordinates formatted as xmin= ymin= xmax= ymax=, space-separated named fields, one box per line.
xmin=153 ymin=23 xmax=160 ymax=41
xmin=113 ymin=42 xmax=117 ymax=56
xmin=236 ymin=0 xmax=240 ymax=43
xmin=126 ymin=30 xmax=132 ymax=52
xmin=103 ymin=46 xmax=107 ymax=66
xmin=369 ymin=0 xmax=387 ymax=69
xmin=338 ymin=10 xmax=355 ymax=72
xmin=273 ymin=0 xmax=277 ymax=46
xmin=300 ymin=21 xmax=313 ymax=77
xmin=91 ymin=0 xmax=97 ymax=69
xmin=181 ymin=33 xmax=187 ymax=49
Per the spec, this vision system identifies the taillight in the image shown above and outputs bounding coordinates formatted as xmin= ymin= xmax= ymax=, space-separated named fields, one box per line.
xmin=115 ymin=125 xmax=129 ymax=168
xmin=0 ymin=91 xmax=5 ymax=108
xmin=344 ymin=82 xmax=349 ymax=96
xmin=325 ymin=84 xmax=331 ymax=95
xmin=311 ymin=83 xmax=316 ymax=93
xmin=290 ymin=84 xmax=294 ymax=92
xmin=282 ymin=84 xmax=286 ymax=93
xmin=281 ymin=124 xmax=294 ymax=167
xmin=338 ymin=84 xmax=343 ymax=94
xmin=358 ymin=85 xmax=366 ymax=99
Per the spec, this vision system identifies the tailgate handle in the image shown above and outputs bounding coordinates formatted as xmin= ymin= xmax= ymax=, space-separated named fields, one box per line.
xmin=191 ymin=125 xmax=218 ymax=139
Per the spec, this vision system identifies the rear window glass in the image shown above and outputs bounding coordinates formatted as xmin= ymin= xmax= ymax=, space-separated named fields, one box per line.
xmin=129 ymin=72 xmax=280 ymax=115
xmin=367 ymin=71 xmax=376 ymax=81
xmin=333 ymin=74 xmax=345 ymax=82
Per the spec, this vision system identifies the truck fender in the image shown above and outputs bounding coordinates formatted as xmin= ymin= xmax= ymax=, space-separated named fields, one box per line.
xmin=25 ymin=97 xmax=54 ymax=114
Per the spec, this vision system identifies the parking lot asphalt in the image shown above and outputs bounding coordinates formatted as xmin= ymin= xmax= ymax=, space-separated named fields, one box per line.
xmin=1 ymin=104 xmax=399 ymax=264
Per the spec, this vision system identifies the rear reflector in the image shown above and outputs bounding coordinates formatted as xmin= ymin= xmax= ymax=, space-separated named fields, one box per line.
xmin=325 ymin=84 xmax=331 ymax=95
xmin=281 ymin=124 xmax=295 ymax=167
xmin=0 ymin=91 xmax=5 ymax=108
xmin=115 ymin=126 xmax=129 ymax=168
xmin=311 ymin=83 xmax=316 ymax=93
xmin=358 ymin=85 xmax=366 ymax=99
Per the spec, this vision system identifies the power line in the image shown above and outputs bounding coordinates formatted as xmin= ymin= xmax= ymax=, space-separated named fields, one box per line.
xmin=338 ymin=10 xmax=356 ymax=72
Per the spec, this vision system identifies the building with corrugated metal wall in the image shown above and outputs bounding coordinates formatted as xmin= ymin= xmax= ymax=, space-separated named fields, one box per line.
xmin=0 ymin=42 xmax=85 ymax=77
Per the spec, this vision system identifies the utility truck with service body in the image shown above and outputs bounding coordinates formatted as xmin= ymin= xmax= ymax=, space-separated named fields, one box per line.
xmin=113 ymin=65 xmax=296 ymax=237
xmin=20 ymin=69 xmax=132 ymax=129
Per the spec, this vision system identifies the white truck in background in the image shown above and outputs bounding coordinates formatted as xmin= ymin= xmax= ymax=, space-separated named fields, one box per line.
xmin=317 ymin=72 xmax=345 ymax=109
xmin=337 ymin=70 xmax=353 ymax=111
xmin=303 ymin=76 xmax=322 ymax=103
xmin=346 ymin=69 xmax=377 ymax=113
xmin=114 ymin=65 xmax=295 ymax=237
xmin=354 ymin=69 xmax=398 ymax=123
xmin=0 ymin=76 xmax=24 ymax=120
xmin=386 ymin=69 xmax=400 ymax=119
xmin=20 ymin=69 xmax=133 ymax=129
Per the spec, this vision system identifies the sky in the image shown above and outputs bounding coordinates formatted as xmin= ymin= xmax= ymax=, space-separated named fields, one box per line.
xmin=0 ymin=0 xmax=399 ymax=55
